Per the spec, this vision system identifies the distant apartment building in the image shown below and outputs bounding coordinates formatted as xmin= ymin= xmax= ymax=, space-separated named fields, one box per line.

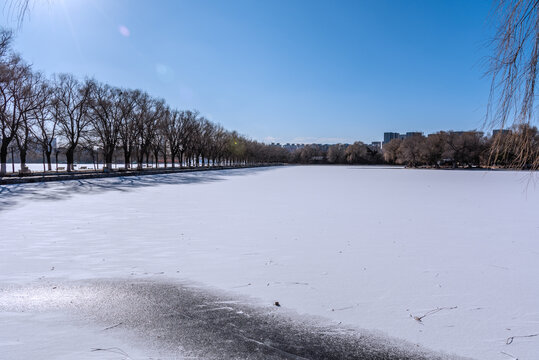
xmin=369 ymin=141 xmax=382 ymax=149
xmin=383 ymin=131 xmax=423 ymax=144
xmin=383 ymin=132 xmax=400 ymax=144
xmin=492 ymin=129 xmax=512 ymax=136
xmin=281 ymin=143 xmax=305 ymax=152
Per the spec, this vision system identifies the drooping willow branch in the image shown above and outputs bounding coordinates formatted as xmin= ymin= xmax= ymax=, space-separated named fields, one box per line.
xmin=488 ymin=0 xmax=539 ymax=169
xmin=3 ymin=0 xmax=31 ymax=27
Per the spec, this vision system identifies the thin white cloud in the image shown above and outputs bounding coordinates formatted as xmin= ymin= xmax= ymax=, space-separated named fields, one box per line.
xmin=288 ymin=136 xmax=352 ymax=144
xmin=263 ymin=136 xmax=277 ymax=143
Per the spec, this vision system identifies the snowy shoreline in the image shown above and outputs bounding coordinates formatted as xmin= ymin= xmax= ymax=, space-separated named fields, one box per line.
xmin=0 ymin=163 xmax=283 ymax=185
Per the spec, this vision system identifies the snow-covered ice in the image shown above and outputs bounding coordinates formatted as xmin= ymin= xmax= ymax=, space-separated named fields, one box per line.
xmin=1 ymin=165 xmax=538 ymax=359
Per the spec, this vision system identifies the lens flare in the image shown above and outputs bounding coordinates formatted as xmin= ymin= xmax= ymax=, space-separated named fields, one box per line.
xmin=118 ymin=25 xmax=130 ymax=37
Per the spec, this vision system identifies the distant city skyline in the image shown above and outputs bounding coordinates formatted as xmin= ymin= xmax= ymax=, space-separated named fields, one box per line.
xmin=2 ymin=0 xmax=494 ymax=144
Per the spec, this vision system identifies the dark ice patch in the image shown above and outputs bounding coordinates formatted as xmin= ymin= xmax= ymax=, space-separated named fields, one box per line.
xmin=0 ymin=279 xmax=470 ymax=360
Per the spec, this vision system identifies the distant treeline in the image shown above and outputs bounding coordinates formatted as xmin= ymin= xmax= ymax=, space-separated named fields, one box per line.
xmin=287 ymin=143 xmax=384 ymax=165
xmin=286 ymin=125 xmax=539 ymax=168
xmin=382 ymin=126 xmax=539 ymax=168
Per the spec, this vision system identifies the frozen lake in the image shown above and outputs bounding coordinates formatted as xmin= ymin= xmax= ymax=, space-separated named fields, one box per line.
xmin=1 ymin=165 xmax=538 ymax=359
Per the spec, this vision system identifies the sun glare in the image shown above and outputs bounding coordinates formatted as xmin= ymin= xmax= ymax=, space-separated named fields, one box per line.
xmin=118 ymin=25 xmax=130 ymax=37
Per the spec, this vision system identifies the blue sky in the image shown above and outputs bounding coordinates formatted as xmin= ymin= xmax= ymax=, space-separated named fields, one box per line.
xmin=2 ymin=0 xmax=494 ymax=144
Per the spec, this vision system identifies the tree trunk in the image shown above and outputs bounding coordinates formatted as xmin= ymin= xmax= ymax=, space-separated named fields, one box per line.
xmin=153 ymin=151 xmax=159 ymax=168
xmin=123 ymin=147 xmax=131 ymax=169
xmin=66 ymin=147 xmax=75 ymax=172
xmin=137 ymin=151 xmax=143 ymax=169
xmin=45 ymin=150 xmax=52 ymax=171
xmin=19 ymin=147 xmax=27 ymax=170
xmin=105 ymin=151 xmax=114 ymax=171
xmin=0 ymin=142 xmax=8 ymax=176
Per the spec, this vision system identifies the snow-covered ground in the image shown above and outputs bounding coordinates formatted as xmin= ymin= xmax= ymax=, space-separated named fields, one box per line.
xmin=1 ymin=165 xmax=538 ymax=359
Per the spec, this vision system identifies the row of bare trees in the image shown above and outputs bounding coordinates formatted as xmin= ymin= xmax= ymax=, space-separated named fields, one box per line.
xmin=383 ymin=126 xmax=539 ymax=168
xmin=0 ymin=29 xmax=288 ymax=175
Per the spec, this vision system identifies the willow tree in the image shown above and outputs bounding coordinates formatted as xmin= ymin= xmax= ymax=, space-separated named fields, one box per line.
xmin=489 ymin=0 xmax=539 ymax=169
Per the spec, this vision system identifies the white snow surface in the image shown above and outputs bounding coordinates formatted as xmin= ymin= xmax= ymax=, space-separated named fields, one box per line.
xmin=1 ymin=165 xmax=539 ymax=359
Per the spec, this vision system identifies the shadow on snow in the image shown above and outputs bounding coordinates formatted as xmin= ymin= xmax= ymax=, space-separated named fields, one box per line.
xmin=0 ymin=167 xmax=276 ymax=212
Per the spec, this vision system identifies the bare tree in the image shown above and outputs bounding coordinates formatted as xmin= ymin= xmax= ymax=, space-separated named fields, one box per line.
xmin=326 ymin=144 xmax=346 ymax=164
xmin=382 ymin=138 xmax=402 ymax=164
xmin=163 ymin=108 xmax=183 ymax=168
xmin=420 ymin=132 xmax=446 ymax=167
xmin=133 ymin=93 xmax=163 ymax=169
xmin=87 ymin=81 xmax=124 ymax=170
xmin=31 ymin=79 xmax=56 ymax=170
xmin=0 ymin=29 xmax=13 ymax=58
xmin=0 ymin=30 xmax=16 ymax=175
xmin=182 ymin=110 xmax=199 ymax=167
xmin=443 ymin=131 xmax=485 ymax=168
xmin=187 ymin=116 xmax=202 ymax=167
xmin=0 ymin=54 xmax=33 ymax=175
xmin=398 ymin=135 xmax=425 ymax=167
xmin=177 ymin=111 xmax=194 ymax=168
xmin=118 ymin=89 xmax=139 ymax=169
xmin=15 ymin=70 xmax=48 ymax=172
xmin=211 ymin=125 xmax=228 ymax=166
xmin=53 ymin=74 xmax=92 ymax=171
xmin=150 ymin=114 xmax=167 ymax=168
xmin=491 ymin=124 xmax=539 ymax=168
xmin=489 ymin=0 xmax=539 ymax=169
xmin=344 ymin=142 xmax=368 ymax=164
xmin=196 ymin=117 xmax=214 ymax=167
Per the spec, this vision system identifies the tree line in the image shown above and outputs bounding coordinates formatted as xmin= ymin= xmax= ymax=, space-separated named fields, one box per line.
xmin=0 ymin=29 xmax=289 ymax=175
xmin=382 ymin=126 xmax=539 ymax=168
xmin=283 ymin=127 xmax=538 ymax=168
